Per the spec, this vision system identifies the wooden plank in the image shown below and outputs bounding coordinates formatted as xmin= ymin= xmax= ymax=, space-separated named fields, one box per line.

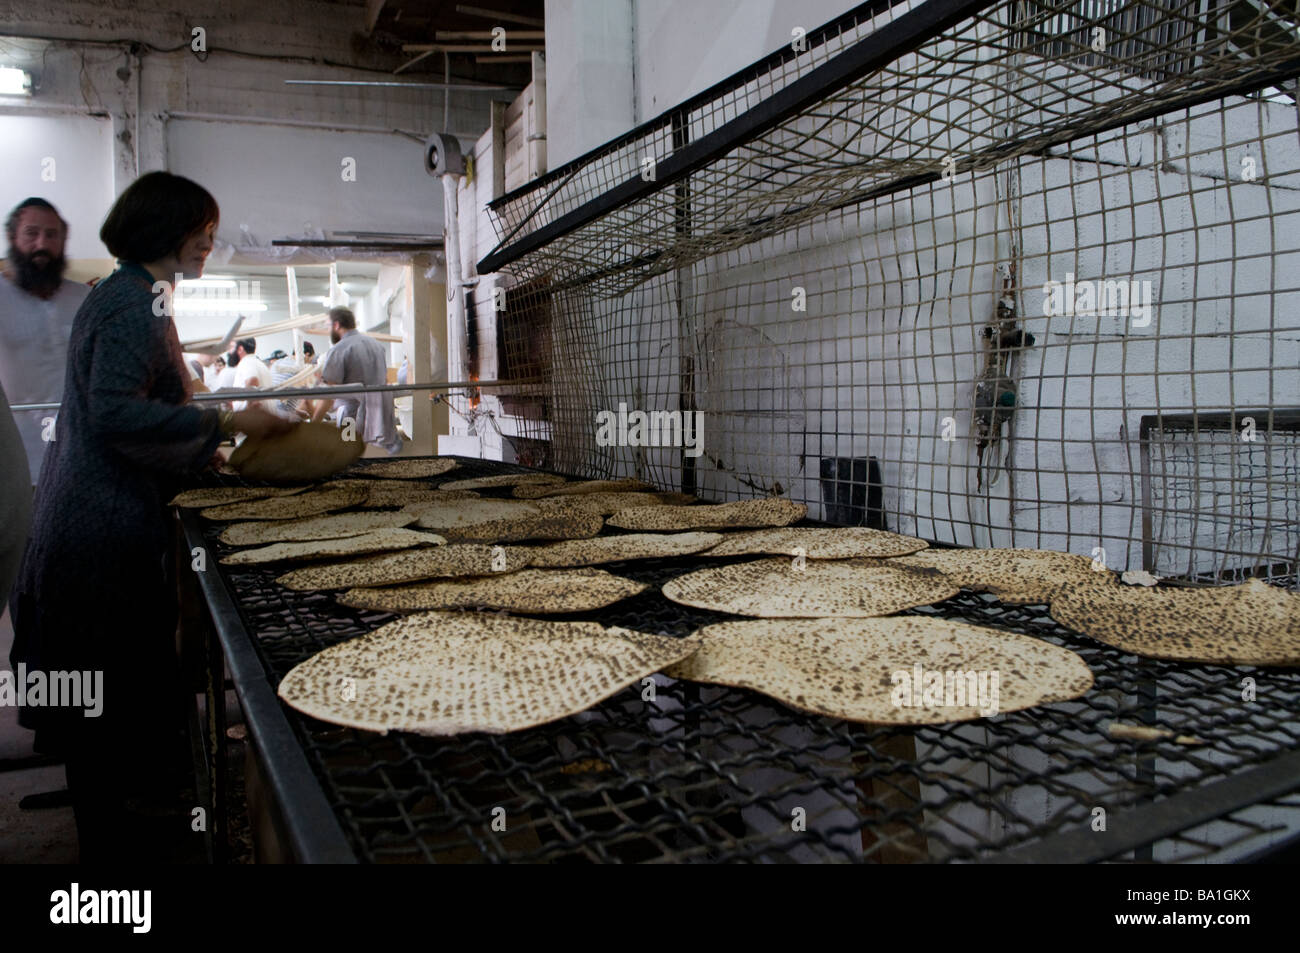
xmin=403 ymin=44 xmax=544 ymax=53
xmin=364 ymin=0 xmax=386 ymax=34
xmin=529 ymin=51 xmax=546 ymax=179
xmin=454 ymin=3 xmax=544 ymax=27
xmin=490 ymin=99 xmax=507 ymax=200
xmin=436 ymin=30 xmax=545 ymax=40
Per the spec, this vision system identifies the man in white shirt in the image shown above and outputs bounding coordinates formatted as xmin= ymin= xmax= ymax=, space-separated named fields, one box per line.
xmin=0 ymin=198 xmax=92 ymax=485
xmin=230 ymin=336 xmax=271 ymax=410
xmin=203 ymin=355 xmax=226 ymax=390
xmin=215 ymin=352 xmax=237 ymax=390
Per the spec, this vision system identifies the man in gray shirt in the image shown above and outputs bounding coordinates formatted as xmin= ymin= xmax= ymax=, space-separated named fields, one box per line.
xmin=312 ymin=306 xmax=402 ymax=454
xmin=0 ymin=198 xmax=92 ymax=484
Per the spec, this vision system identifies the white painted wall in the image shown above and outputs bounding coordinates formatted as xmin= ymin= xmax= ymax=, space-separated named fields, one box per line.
xmin=165 ymin=119 xmax=444 ymax=248
xmin=631 ymin=0 xmax=853 ymax=117
xmin=0 ymin=113 xmax=115 ymax=260
xmin=543 ymin=0 xmax=636 ymax=168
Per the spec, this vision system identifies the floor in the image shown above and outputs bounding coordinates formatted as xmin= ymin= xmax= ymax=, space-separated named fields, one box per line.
xmin=0 ymin=608 xmax=253 ymax=864
xmin=0 ymin=608 xmax=78 ymax=863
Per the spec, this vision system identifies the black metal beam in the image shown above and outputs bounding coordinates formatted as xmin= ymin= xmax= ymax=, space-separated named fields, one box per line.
xmin=525 ymin=52 xmax=1300 ymax=293
xmin=180 ymin=510 xmax=357 ymax=864
xmin=271 ymin=240 xmax=444 ymax=250
xmin=986 ymin=745 xmax=1300 ymax=864
xmin=477 ymin=0 xmax=994 ymax=273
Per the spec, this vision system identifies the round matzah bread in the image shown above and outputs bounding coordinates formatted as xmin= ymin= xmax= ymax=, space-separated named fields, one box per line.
xmin=169 ymin=486 xmax=309 ymax=508
xmin=321 ymin=477 xmax=479 ymax=495
xmin=701 ymin=527 xmax=929 ymax=560
xmin=608 ymin=498 xmax=806 ymax=531
xmin=438 ymin=472 xmax=566 ymax=491
xmin=436 ymin=510 xmax=605 ymax=544
xmin=344 ymin=457 xmax=458 ymax=480
xmin=1050 ymin=578 xmax=1300 ymax=666
xmin=200 ymin=486 xmax=368 ymax=522
xmin=360 ymin=486 xmax=481 ymax=508
xmin=218 ymin=510 xmax=420 ymax=546
xmin=229 ymin=421 xmax=365 ymax=482
xmin=663 ymin=617 xmax=1094 ymax=725
xmin=887 ymin=548 xmax=1113 ymax=605
xmin=275 ymin=612 xmax=702 ymax=735
xmin=662 ymin=558 xmax=958 ymax=617
xmin=513 ymin=478 xmax=655 ymax=499
xmin=527 ymin=532 xmax=725 ymax=568
xmin=337 ymin=567 xmax=647 ymax=613
xmin=276 ymin=543 xmax=534 ymax=589
xmin=532 ymin=492 xmax=678 ymax=515
xmin=403 ymin=498 xmax=540 ymax=528
xmin=219 ymin=529 xmax=446 ymax=566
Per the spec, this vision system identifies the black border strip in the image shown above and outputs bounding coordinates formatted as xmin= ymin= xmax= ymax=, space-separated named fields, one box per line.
xmin=985 ymin=745 xmax=1300 ymax=864
xmin=477 ymin=0 xmax=992 ymax=273
xmin=180 ymin=509 xmax=358 ymax=864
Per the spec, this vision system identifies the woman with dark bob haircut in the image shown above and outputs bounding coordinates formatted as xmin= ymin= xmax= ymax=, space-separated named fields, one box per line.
xmin=8 ymin=171 xmax=293 ymax=862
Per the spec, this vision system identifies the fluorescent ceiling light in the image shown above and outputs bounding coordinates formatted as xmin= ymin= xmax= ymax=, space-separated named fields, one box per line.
xmin=172 ymin=299 xmax=268 ymax=313
xmin=0 ymin=67 xmax=32 ymax=96
xmin=178 ymin=278 xmax=238 ymax=289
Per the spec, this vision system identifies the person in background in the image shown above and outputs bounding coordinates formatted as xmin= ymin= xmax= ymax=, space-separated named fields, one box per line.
xmin=8 ymin=171 xmax=294 ymax=863
xmin=311 ymin=306 xmax=402 ymax=455
xmin=230 ymin=336 xmax=271 ymax=411
xmin=0 ymin=197 xmax=92 ymax=485
xmin=302 ymin=340 xmax=316 ymax=364
xmin=203 ymin=354 xmax=226 ymax=390
xmin=268 ymin=345 xmax=318 ymax=420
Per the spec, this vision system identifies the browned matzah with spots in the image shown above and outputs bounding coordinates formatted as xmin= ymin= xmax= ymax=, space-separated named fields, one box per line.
xmin=276 ymin=612 xmax=702 ymax=735
xmin=1050 ymin=578 xmax=1300 ymax=665
xmin=665 ymin=617 xmax=1093 ymax=725
xmin=337 ymin=567 xmax=647 ymax=613
xmin=200 ymin=486 xmax=368 ymax=521
xmin=661 ymin=558 xmax=957 ymax=617
xmin=275 ymin=544 xmax=534 ymax=589
xmin=701 ymin=527 xmax=928 ymax=560
xmin=527 ymin=532 xmax=724 ymax=568
xmin=608 ymin=498 xmax=806 ymax=531
xmin=219 ymin=529 xmax=446 ymax=565
xmin=218 ymin=510 xmax=421 ymax=546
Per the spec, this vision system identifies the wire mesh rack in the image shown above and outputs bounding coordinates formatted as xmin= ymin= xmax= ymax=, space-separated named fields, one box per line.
xmin=181 ymin=456 xmax=1300 ymax=864
xmin=467 ymin=0 xmax=1300 ymax=584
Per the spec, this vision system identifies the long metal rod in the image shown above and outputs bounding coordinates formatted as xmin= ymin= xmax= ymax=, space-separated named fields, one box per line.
xmin=8 ymin=378 xmax=525 ymax=412
xmin=284 ymin=79 xmax=519 ymax=91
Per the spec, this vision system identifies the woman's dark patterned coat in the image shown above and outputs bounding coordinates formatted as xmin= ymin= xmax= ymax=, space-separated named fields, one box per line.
xmin=8 ymin=261 xmax=221 ymax=746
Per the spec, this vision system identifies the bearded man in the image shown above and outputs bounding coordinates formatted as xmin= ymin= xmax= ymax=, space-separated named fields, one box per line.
xmin=0 ymin=198 xmax=92 ymax=485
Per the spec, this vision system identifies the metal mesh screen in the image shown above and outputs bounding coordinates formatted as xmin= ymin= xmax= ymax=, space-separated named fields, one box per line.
xmin=473 ymin=0 xmax=1300 ymax=583
xmin=184 ymin=459 xmax=1300 ymax=863
xmin=1142 ymin=411 xmax=1300 ymax=583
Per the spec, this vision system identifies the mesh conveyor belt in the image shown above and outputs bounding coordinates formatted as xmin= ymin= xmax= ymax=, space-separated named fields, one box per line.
xmin=180 ymin=456 xmax=1300 ymax=863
